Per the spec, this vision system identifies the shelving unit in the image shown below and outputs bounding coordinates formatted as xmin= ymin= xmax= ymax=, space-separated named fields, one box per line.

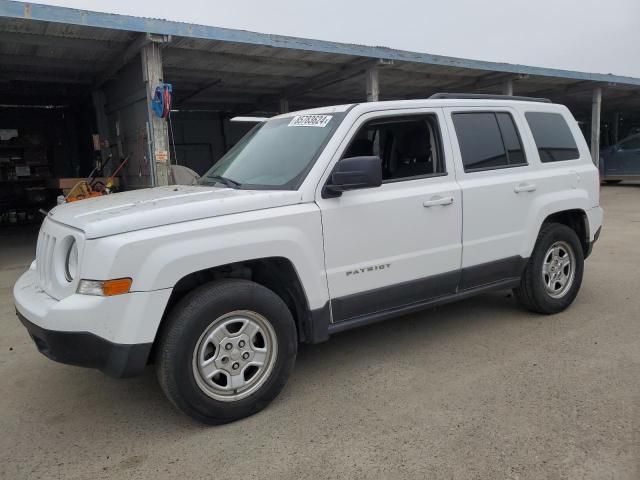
xmin=0 ymin=141 xmax=51 ymax=227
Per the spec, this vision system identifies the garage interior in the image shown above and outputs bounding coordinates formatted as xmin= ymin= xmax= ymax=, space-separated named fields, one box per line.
xmin=1 ymin=0 xmax=640 ymax=234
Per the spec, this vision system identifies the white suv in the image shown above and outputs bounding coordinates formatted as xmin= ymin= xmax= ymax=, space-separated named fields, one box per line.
xmin=14 ymin=94 xmax=603 ymax=424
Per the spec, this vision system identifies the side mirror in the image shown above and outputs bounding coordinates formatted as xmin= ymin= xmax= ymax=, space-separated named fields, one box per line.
xmin=323 ymin=156 xmax=382 ymax=197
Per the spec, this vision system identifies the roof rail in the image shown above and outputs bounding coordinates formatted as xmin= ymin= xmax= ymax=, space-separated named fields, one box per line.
xmin=429 ymin=93 xmax=552 ymax=103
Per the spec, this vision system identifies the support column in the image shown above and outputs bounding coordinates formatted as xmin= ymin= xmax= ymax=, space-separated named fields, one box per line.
xmin=141 ymin=41 xmax=171 ymax=186
xmin=91 ymin=89 xmax=110 ymax=165
xmin=590 ymin=87 xmax=602 ymax=167
xmin=502 ymin=79 xmax=514 ymax=96
xmin=279 ymin=97 xmax=289 ymax=114
xmin=366 ymin=67 xmax=379 ymax=102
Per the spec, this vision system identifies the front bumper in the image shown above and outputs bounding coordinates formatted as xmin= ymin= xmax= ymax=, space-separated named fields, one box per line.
xmin=17 ymin=310 xmax=151 ymax=378
xmin=13 ymin=268 xmax=171 ymax=378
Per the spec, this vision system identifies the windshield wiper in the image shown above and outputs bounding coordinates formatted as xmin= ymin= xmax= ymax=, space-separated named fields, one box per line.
xmin=206 ymin=175 xmax=242 ymax=189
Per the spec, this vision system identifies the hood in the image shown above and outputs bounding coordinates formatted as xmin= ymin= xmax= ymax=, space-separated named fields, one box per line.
xmin=48 ymin=185 xmax=302 ymax=239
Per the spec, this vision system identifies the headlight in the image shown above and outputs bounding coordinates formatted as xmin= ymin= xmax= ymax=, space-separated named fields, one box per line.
xmin=65 ymin=239 xmax=78 ymax=282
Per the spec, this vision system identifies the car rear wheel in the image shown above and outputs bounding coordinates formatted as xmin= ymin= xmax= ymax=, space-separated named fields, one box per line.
xmin=156 ymin=279 xmax=297 ymax=424
xmin=514 ymin=223 xmax=584 ymax=314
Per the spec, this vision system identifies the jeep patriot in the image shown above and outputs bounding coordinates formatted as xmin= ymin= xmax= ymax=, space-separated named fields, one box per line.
xmin=14 ymin=94 xmax=603 ymax=423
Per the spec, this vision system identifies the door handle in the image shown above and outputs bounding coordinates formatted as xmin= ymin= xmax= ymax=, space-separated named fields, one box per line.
xmin=423 ymin=196 xmax=454 ymax=207
xmin=514 ymin=183 xmax=537 ymax=193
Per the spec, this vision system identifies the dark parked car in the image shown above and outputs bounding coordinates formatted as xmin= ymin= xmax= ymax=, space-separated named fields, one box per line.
xmin=600 ymin=133 xmax=640 ymax=183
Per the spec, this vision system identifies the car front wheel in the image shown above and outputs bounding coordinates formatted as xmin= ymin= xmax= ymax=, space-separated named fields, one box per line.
xmin=156 ymin=279 xmax=297 ymax=424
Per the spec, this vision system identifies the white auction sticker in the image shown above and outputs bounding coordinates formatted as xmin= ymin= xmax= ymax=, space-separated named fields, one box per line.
xmin=288 ymin=114 xmax=333 ymax=127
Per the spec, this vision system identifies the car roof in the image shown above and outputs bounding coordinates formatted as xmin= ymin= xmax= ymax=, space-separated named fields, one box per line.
xmin=275 ymin=97 xmax=565 ymax=119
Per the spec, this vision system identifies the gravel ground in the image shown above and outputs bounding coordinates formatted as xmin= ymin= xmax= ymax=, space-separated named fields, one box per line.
xmin=0 ymin=185 xmax=638 ymax=480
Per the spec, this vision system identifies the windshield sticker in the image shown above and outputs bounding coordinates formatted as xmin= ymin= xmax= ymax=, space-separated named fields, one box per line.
xmin=288 ymin=114 xmax=333 ymax=127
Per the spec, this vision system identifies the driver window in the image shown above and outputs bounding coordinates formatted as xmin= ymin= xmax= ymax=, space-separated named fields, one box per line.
xmin=342 ymin=114 xmax=445 ymax=182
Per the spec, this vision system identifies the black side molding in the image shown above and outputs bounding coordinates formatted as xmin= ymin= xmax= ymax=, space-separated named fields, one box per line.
xmin=331 ymin=270 xmax=459 ymax=323
xmin=459 ymin=256 xmax=528 ymax=291
xmin=327 ymin=277 xmax=521 ymax=335
xmin=303 ymin=256 xmax=529 ymax=343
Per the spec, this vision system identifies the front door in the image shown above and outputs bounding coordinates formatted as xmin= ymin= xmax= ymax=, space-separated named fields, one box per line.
xmin=316 ymin=109 xmax=462 ymax=323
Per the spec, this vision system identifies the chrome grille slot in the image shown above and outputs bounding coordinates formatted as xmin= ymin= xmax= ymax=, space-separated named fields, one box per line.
xmin=35 ymin=230 xmax=43 ymax=287
xmin=36 ymin=229 xmax=56 ymax=290
xmin=44 ymin=236 xmax=57 ymax=289
xmin=36 ymin=231 xmax=48 ymax=288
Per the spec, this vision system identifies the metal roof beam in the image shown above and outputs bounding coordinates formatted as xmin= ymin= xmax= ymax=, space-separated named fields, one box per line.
xmin=0 ymin=71 xmax=93 ymax=84
xmin=234 ymin=58 xmax=379 ymax=114
xmin=0 ymin=82 xmax=82 ymax=96
xmin=282 ymin=58 xmax=379 ymax=99
xmin=0 ymin=91 xmax=83 ymax=105
xmin=164 ymin=45 xmax=349 ymax=71
xmin=178 ymin=90 xmax=357 ymax=108
xmin=381 ymin=68 xmax=479 ymax=85
xmin=95 ymin=32 xmax=171 ymax=87
xmin=0 ymin=31 xmax=127 ymax=51
xmin=164 ymin=65 xmax=311 ymax=81
xmin=441 ymin=72 xmax=529 ymax=92
xmin=177 ymin=79 xmax=222 ymax=104
xmin=177 ymin=95 xmax=258 ymax=106
xmin=602 ymin=89 xmax=640 ymax=101
xmin=600 ymin=90 xmax=640 ymax=108
xmin=0 ymin=53 xmax=107 ymax=71
xmin=172 ymin=101 xmax=270 ymax=115
xmin=175 ymin=91 xmax=367 ymax=114
xmin=528 ymin=80 xmax=603 ymax=98
xmin=174 ymin=83 xmax=283 ymax=96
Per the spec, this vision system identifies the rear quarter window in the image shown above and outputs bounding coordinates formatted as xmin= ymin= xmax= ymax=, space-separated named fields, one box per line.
xmin=525 ymin=112 xmax=579 ymax=162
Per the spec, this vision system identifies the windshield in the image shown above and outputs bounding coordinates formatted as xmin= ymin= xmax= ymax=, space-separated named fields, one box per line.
xmin=200 ymin=113 xmax=344 ymax=190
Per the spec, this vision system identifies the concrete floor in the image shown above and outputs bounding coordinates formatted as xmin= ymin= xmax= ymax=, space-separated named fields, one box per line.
xmin=0 ymin=186 xmax=638 ymax=480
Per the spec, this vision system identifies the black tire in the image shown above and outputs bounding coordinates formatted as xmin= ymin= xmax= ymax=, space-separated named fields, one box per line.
xmin=514 ymin=223 xmax=584 ymax=314
xmin=604 ymin=180 xmax=622 ymax=185
xmin=156 ymin=279 xmax=297 ymax=424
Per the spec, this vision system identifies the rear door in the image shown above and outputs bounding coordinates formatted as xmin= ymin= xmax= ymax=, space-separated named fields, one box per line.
xmin=445 ymin=107 xmax=535 ymax=288
xmin=316 ymin=108 xmax=462 ymax=322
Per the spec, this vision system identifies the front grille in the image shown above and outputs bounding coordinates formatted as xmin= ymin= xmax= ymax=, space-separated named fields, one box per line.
xmin=33 ymin=218 xmax=82 ymax=300
xmin=36 ymin=228 xmax=56 ymax=290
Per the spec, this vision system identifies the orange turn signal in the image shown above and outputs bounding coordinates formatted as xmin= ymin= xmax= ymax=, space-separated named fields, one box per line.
xmin=102 ymin=278 xmax=132 ymax=296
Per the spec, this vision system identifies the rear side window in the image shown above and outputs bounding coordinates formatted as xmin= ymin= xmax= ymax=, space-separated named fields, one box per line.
xmin=525 ymin=112 xmax=579 ymax=162
xmin=452 ymin=112 xmax=526 ymax=172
